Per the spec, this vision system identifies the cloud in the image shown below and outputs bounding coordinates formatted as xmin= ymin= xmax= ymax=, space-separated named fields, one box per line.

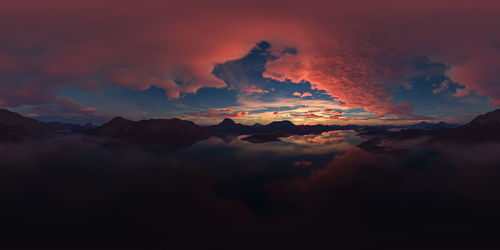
xmin=289 ymin=113 xmax=323 ymax=119
xmin=292 ymin=92 xmax=313 ymax=98
xmin=244 ymin=86 xmax=270 ymax=94
xmin=1 ymin=0 xmax=500 ymax=119
xmin=454 ymin=87 xmax=471 ymax=98
xmin=289 ymin=112 xmax=343 ymax=120
xmin=323 ymin=109 xmax=342 ymax=115
xmin=12 ymin=97 xmax=108 ymax=123
xmin=189 ymin=109 xmax=248 ymax=118
xmin=432 ymin=80 xmax=450 ymax=95
xmin=300 ymin=92 xmax=312 ymax=98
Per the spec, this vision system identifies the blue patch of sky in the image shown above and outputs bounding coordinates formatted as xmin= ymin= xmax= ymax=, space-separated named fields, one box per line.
xmin=391 ymin=57 xmax=492 ymax=120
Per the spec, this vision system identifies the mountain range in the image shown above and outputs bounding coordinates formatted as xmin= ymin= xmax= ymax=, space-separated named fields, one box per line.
xmin=430 ymin=109 xmax=500 ymax=143
xmin=91 ymin=116 xmax=209 ymax=145
xmin=1 ymin=108 xmax=499 ymax=146
xmin=0 ymin=109 xmax=53 ymax=141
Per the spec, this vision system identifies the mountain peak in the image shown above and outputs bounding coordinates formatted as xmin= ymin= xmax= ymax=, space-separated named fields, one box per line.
xmin=0 ymin=109 xmax=53 ymax=140
xmin=109 ymin=116 xmax=130 ymax=123
xmin=431 ymin=109 xmax=500 ymax=143
xmin=218 ymin=118 xmax=236 ymax=126
xmin=468 ymin=109 xmax=500 ymax=127
xmin=267 ymin=120 xmax=295 ymax=128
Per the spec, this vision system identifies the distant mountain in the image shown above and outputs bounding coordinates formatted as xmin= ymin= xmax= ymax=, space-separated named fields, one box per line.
xmin=266 ymin=120 xmax=295 ymax=128
xmin=405 ymin=121 xmax=459 ymax=130
xmin=45 ymin=121 xmax=83 ymax=133
xmin=209 ymin=118 xmax=356 ymax=142
xmin=208 ymin=118 xmax=253 ymax=134
xmin=92 ymin=116 xmax=209 ymax=145
xmin=6 ymin=106 xmax=496 ymax=147
xmin=218 ymin=118 xmax=237 ymax=128
xmin=262 ymin=120 xmax=296 ymax=132
xmin=431 ymin=109 xmax=500 ymax=143
xmin=212 ymin=118 xmax=249 ymax=131
xmin=0 ymin=109 xmax=53 ymax=141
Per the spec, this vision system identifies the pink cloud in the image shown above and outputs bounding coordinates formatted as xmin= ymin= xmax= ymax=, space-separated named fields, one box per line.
xmin=323 ymin=109 xmax=342 ymax=115
xmin=244 ymin=86 xmax=270 ymax=94
xmin=190 ymin=109 xmax=248 ymax=118
xmin=306 ymin=110 xmax=320 ymax=114
xmin=290 ymin=113 xmax=323 ymax=119
xmin=454 ymin=88 xmax=471 ymax=98
xmin=300 ymin=92 xmax=312 ymax=98
xmin=292 ymin=92 xmax=313 ymax=98
xmin=1 ymin=0 xmax=499 ymax=114
xmin=15 ymin=97 xmax=108 ymax=122
xmin=289 ymin=112 xmax=343 ymax=120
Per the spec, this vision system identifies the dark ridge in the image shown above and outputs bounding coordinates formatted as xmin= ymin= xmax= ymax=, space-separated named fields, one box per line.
xmin=91 ymin=116 xmax=209 ymax=146
xmin=430 ymin=109 xmax=500 ymax=144
xmin=0 ymin=109 xmax=53 ymax=141
xmin=45 ymin=121 xmax=83 ymax=133
xmin=266 ymin=120 xmax=295 ymax=128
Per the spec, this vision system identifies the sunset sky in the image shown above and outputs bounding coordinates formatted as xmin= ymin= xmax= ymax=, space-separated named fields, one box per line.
xmin=1 ymin=0 xmax=499 ymax=125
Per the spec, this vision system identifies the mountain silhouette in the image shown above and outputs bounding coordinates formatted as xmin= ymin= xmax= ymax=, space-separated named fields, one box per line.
xmin=45 ymin=121 xmax=84 ymax=133
xmin=2 ymin=108 xmax=500 ymax=146
xmin=0 ymin=109 xmax=53 ymax=141
xmin=208 ymin=118 xmax=253 ymax=134
xmin=92 ymin=116 xmax=209 ymax=145
xmin=431 ymin=109 xmax=500 ymax=143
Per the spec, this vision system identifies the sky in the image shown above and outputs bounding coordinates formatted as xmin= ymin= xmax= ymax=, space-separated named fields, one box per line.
xmin=1 ymin=0 xmax=499 ymax=125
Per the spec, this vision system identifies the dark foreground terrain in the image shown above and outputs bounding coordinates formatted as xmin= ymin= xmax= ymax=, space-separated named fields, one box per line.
xmin=1 ymin=109 xmax=500 ymax=249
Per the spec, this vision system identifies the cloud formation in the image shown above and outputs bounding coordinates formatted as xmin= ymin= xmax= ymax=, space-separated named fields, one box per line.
xmin=190 ymin=109 xmax=248 ymax=118
xmin=433 ymin=80 xmax=450 ymax=95
xmin=1 ymin=0 xmax=499 ymax=120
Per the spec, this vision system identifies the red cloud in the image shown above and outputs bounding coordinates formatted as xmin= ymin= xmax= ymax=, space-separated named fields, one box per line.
xmin=323 ymin=109 xmax=342 ymax=115
xmin=1 ymin=0 xmax=500 ymax=116
xmin=190 ymin=109 xmax=248 ymax=118
xmin=289 ymin=113 xmax=342 ymax=120
xmin=290 ymin=113 xmax=323 ymax=119
xmin=244 ymin=86 xmax=270 ymax=94
xmin=306 ymin=110 xmax=320 ymax=114
xmin=292 ymin=92 xmax=313 ymax=98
